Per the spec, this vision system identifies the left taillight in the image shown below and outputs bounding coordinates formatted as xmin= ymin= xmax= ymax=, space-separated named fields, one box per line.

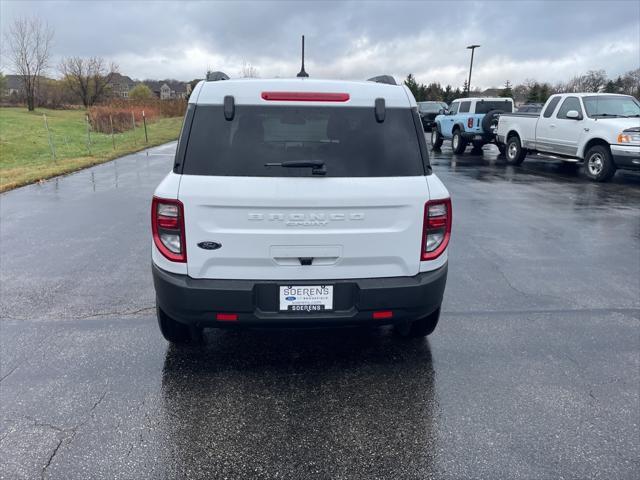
xmin=421 ymin=198 xmax=452 ymax=261
xmin=152 ymin=196 xmax=186 ymax=262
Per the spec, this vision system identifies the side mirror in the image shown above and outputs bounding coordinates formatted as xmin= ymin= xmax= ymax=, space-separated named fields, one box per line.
xmin=566 ymin=110 xmax=582 ymax=120
xmin=438 ymin=109 xmax=445 ymax=115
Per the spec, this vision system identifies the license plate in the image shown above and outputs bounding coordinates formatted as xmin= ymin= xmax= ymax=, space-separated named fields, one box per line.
xmin=279 ymin=285 xmax=333 ymax=312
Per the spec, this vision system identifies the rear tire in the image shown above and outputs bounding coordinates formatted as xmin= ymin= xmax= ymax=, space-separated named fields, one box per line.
xmin=156 ymin=301 xmax=203 ymax=345
xmin=452 ymin=130 xmax=467 ymax=154
xmin=584 ymin=145 xmax=616 ymax=182
xmin=395 ymin=307 xmax=441 ymax=338
xmin=505 ymin=135 xmax=527 ymax=165
xmin=497 ymin=144 xmax=506 ymax=157
xmin=430 ymin=128 xmax=443 ymax=150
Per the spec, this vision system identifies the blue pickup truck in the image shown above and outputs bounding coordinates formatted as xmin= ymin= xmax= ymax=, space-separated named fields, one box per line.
xmin=430 ymin=97 xmax=514 ymax=154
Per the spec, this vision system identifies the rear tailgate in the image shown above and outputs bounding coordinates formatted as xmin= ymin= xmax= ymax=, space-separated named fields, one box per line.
xmin=179 ymin=176 xmax=429 ymax=280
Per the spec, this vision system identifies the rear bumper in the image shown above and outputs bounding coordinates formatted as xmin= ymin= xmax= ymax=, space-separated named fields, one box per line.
xmin=611 ymin=144 xmax=640 ymax=169
xmin=461 ymin=131 xmax=494 ymax=143
xmin=152 ymin=263 xmax=448 ymax=328
xmin=420 ymin=117 xmax=437 ymax=130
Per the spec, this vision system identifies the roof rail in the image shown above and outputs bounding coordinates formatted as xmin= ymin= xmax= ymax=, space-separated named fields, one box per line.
xmin=206 ymin=71 xmax=230 ymax=81
xmin=367 ymin=75 xmax=397 ymax=86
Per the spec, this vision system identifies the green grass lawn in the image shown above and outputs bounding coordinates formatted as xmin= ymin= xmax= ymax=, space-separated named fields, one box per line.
xmin=0 ymin=107 xmax=183 ymax=192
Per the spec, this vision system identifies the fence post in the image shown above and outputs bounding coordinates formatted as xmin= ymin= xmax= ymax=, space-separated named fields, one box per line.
xmin=142 ymin=110 xmax=148 ymax=144
xmin=85 ymin=114 xmax=92 ymax=154
xmin=131 ymin=111 xmax=137 ymax=146
xmin=43 ymin=113 xmax=56 ymax=162
xmin=109 ymin=114 xmax=115 ymax=150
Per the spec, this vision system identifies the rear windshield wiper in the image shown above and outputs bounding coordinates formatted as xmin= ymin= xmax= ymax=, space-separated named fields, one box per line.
xmin=265 ymin=160 xmax=327 ymax=175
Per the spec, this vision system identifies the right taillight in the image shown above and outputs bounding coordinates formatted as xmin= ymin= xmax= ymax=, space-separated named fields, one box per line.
xmin=152 ymin=196 xmax=186 ymax=262
xmin=421 ymin=198 xmax=452 ymax=261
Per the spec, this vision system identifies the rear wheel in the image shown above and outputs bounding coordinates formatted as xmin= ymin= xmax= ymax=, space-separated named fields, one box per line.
xmin=505 ymin=135 xmax=527 ymax=165
xmin=430 ymin=128 xmax=443 ymax=149
xmin=395 ymin=307 xmax=441 ymax=338
xmin=497 ymin=144 xmax=506 ymax=157
xmin=584 ymin=145 xmax=616 ymax=182
xmin=452 ymin=130 xmax=467 ymax=154
xmin=156 ymin=301 xmax=203 ymax=345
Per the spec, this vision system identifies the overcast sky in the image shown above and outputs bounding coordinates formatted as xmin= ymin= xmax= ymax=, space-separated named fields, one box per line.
xmin=1 ymin=0 xmax=638 ymax=88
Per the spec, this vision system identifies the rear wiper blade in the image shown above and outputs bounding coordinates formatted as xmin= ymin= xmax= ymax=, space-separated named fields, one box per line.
xmin=265 ymin=160 xmax=327 ymax=175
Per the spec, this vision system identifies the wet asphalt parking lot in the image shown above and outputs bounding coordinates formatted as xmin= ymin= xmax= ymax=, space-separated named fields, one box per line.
xmin=1 ymin=141 xmax=639 ymax=479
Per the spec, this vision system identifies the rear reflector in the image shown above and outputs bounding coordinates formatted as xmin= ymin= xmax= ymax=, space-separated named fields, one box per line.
xmin=216 ymin=313 xmax=238 ymax=322
xmin=373 ymin=310 xmax=393 ymax=319
xmin=261 ymin=91 xmax=350 ymax=102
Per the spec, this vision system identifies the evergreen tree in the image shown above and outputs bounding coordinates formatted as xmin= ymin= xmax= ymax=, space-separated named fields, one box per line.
xmin=443 ymin=85 xmax=454 ymax=104
xmin=603 ymin=80 xmax=616 ymax=93
xmin=527 ymin=83 xmax=541 ymax=103
xmin=404 ymin=74 xmax=420 ymax=100
xmin=539 ymin=83 xmax=551 ymax=102
xmin=500 ymin=80 xmax=513 ymax=98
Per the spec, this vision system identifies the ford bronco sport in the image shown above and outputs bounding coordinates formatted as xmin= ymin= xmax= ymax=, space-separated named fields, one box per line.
xmin=152 ymin=77 xmax=451 ymax=343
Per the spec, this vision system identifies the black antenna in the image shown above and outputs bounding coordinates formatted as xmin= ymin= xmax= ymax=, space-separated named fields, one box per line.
xmin=296 ymin=35 xmax=309 ymax=78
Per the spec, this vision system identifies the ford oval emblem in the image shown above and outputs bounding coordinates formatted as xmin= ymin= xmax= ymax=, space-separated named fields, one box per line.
xmin=197 ymin=241 xmax=222 ymax=250
xmin=286 ymin=296 xmax=296 ymax=301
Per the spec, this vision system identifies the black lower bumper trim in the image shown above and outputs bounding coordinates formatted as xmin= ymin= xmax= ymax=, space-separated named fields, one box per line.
xmin=152 ymin=263 xmax=448 ymax=328
xmin=612 ymin=153 xmax=640 ymax=170
xmin=462 ymin=132 xmax=494 ymax=143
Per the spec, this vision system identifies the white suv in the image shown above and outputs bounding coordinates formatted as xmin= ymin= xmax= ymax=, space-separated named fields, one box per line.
xmin=151 ymin=77 xmax=451 ymax=343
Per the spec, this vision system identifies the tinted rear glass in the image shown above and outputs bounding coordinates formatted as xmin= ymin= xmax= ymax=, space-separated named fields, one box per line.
xmin=474 ymin=100 xmax=513 ymax=114
xmin=543 ymin=97 xmax=561 ymax=117
xmin=418 ymin=102 xmax=442 ymax=113
xmin=182 ymin=106 xmax=425 ymax=177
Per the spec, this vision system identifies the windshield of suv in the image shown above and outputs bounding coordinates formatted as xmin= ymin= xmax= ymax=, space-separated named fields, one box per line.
xmin=582 ymin=95 xmax=640 ymax=118
xmin=474 ymin=100 xmax=513 ymax=114
xmin=182 ymin=106 xmax=426 ymax=177
xmin=418 ymin=103 xmax=442 ymax=113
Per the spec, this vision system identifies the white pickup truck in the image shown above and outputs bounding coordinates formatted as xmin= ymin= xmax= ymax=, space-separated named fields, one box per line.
xmin=496 ymin=93 xmax=640 ymax=181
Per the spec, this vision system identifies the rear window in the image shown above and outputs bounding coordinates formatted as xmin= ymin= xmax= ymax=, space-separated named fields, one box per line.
xmin=474 ymin=100 xmax=513 ymax=114
xmin=543 ymin=97 xmax=561 ymax=117
xmin=418 ymin=102 xmax=442 ymax=113
xmin=181 ymin=106 xmax=425 ymax=177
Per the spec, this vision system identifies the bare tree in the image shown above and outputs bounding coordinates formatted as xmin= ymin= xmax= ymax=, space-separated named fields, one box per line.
xmin=59 ymin=57 xmax=118 ymax=107
xmin=240 ymin=61 xmax=259 ymax=78
xmin=4 ymin=17 xmax=54 ymax=111
xmin=566 ymin=70 xmax=607 ymax=93
xmin=621 ymin=68 xmax=640 ymax=98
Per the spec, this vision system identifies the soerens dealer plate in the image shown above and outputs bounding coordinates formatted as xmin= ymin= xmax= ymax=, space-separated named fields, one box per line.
xmin=279 ymin=285 xmax=333 ymax=312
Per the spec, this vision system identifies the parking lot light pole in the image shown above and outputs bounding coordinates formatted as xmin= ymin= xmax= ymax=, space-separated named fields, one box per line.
xmin=466 ymin=44 xmax=480 ymax=97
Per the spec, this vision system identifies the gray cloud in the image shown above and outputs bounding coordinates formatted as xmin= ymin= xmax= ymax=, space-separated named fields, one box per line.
xmin=1 ymin=0 xmax=638 ymax=88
